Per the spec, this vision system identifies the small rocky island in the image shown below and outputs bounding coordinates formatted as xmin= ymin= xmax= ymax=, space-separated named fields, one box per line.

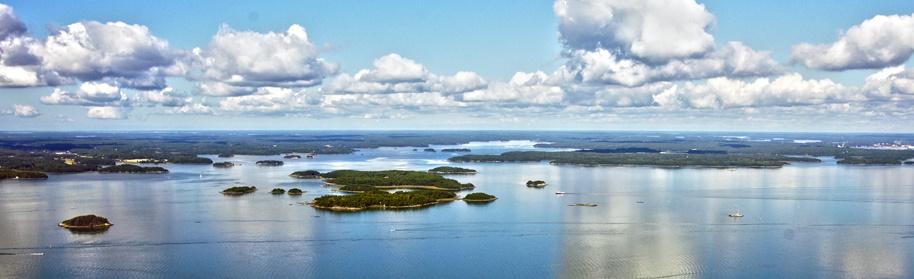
xmin=440 ymin=148 xmax=472 ymax=152
xmin=423 ymin=148 xmax=436 ymax=152
xmin=526 ymin=180 xmax=547 ymax=188
xmin=283 ymin=154 xmax=302 ymax=159
xmin=288 ymin=188 xmax=304 ymax=195
xmin=290 ymin=170 xmax=322 ymax=179
xmin=428 ymin=166 xmax=477 ymax=174
xmin=98 ymin=164 xmax=169 ymax=174
xmin=222 ymin=186 xmax=257 ymax=196
xmin=322 ymin=170 xmax=475 ymax=192
xmin=271 ymin=188 xmax=286 ymax=195
xmin=311 ymin=190 xmax=457 ymax=211
xmin=256 ymin=160 xmax=284 ymax=166
xmin=212 ymin=162 xmax=234 ymax=168
xmin=463 ymin=192 xmax=497 ymax=203
xmin=59 ymin=215 xmax=113 ymax=232
xmin=217 ymin=153 xmax=234 ymax=158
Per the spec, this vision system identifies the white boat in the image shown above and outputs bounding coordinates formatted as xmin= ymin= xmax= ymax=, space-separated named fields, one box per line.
xmin=728 ymin=211 xmax=744 ymax=218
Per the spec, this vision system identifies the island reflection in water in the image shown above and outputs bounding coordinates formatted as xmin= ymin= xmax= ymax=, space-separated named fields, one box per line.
xmin=0 ymin=144 xmax=912 ymax=278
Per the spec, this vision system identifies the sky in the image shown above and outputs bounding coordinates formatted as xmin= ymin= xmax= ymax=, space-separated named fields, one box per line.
xmin=1 ymin=0 xmax=914 ymax=132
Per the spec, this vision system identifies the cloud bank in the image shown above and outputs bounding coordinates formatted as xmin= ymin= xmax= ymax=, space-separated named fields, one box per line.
xmin=1 ymin=1 xmax=914 ymax=128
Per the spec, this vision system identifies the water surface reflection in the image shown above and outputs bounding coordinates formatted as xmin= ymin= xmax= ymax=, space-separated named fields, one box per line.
xmin=0 ymin=147 xmax=912 ymax=278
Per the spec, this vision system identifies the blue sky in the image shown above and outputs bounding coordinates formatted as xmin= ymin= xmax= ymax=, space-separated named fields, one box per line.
xmin=2 ymin=0 xmax=914 ymax=131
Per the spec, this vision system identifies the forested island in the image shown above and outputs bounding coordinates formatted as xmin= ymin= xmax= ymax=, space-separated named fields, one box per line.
xmin=58 ymin=215 xmax=113 ymax=232
xmin=212 ymin=162 xmax=234 ymax=168
xmin=283 ymin=154 xmax=302 ymax=159
xmin=440 ymin=148 xmax=472 ymax=152
xmin=222 ymin=186 xmax=257 ymax=195
xmin=290 ymin=170 xmax=321 ymax=179
xmin=322 ymin=170 xmax=475 ymax=192
xmin=836 ymin=150 xmax=914 ymax=165
xmin=256 ymin=160 xmax=284 ymax=166
xmin=526 ymin=180 xmax=547 ymax=188
xmin=271 ymin=188 xmax=286 ymax=195
xmin=428 ymin=166 xmax=477 ymax=174
xmin=288 ymin=188 xmax=304 ymax=195
xmin=311 ymin=190 xmax=458 ymax=211
xmin=98 ymin=164 xmax=169 ymax=174
xmin=450 ymin=151 xmax=821 ymax=168
xmin=463 ymin=192 xmax=497 ymax=202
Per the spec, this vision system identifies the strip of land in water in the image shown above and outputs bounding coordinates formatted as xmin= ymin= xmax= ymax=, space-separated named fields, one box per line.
xmin=449 ymin=151 xmax=823 ymax=168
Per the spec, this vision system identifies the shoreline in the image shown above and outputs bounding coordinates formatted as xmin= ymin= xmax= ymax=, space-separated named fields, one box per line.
xmin=58 ymin=222 xmax=113 ymax=231
xmin=449 ymin=160 xmax=786 ymax=169
xmin=462 ymin=197 xmax=497 ymax=202
xmin=323 ymin=181 xmax=467 ymax=192
xmin=310 ymin=198 xmax=456 ymax=212
xmin=428 ymin=171 xmax=477 ymax=175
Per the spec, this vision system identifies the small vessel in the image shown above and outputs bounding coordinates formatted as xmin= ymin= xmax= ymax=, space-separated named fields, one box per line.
xmin=728 ymin=211 xmax=744 ymax=218
xmin=555 ymin=191 xmax=566 ymax=195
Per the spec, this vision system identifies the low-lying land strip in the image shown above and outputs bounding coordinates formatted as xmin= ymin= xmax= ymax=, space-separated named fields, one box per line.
xmin=98 ymin=164 xmax=169 ymax=173
xmin=450 ymin=151 xmax=821 ymax=168
xmin=322 ymin=170 xmax=475 ymax=192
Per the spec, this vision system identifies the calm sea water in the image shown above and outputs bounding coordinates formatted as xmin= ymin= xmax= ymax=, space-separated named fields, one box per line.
xmin=1 ymin=141 xmax=913 ymax=278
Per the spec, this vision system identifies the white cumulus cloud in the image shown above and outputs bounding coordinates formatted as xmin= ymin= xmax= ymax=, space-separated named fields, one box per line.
xmin=1 ymin=104 xmax=40 ymax=118
xmin=792 ymin=13 xmax=914 ymax=71
xmin=462 ymin=71 xmax=564 ymax=105
xmin=564 ymin=40 xmax=780 ymax=87
xmin=41 ymin=82 xmax=129 ymax=106
xmin=13 ymin=104 xmax=39 ymax=117
xmin=554 ymin=0 xmax=779 ymax=87
xmin=86 ymin=106 xmax=126 ymax=119
xmin=168 ymin=102 xmax=213 ymax=114
xmin=140 ymin=87 xmax=188 ymax=107
xmin=0 ymin=4 xmax=26 ymax=40
xmin=189 ymin=24 xmax=337 ymax=95
xmin=325 ymin=53 xmax=486 ymax=95
xmin=555 ymin=0 xmax=715 ymax=62
xmin=652 ymin=74 xmax=855 ymax=109
xmin=32 ymin=21 xmax=179 ymax=89
xmin=862 ymin=66 xmax=914 ymax=99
